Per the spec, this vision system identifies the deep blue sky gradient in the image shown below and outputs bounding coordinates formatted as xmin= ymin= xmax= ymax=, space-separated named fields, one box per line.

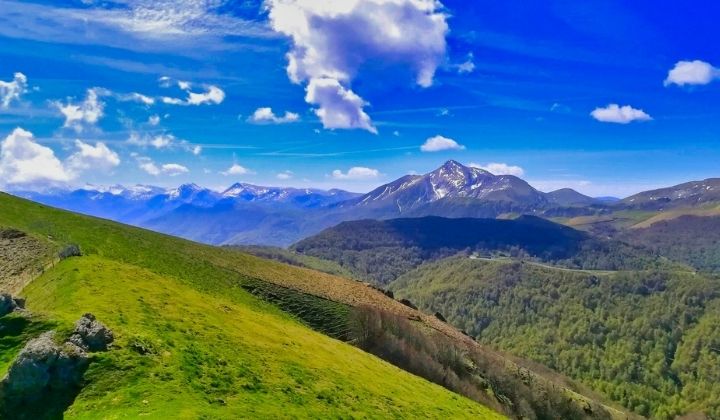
xmin=0 ymin=0 xmax=719 ymax=196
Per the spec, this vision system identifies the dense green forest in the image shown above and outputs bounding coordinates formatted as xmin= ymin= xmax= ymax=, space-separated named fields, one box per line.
xmin=390 ymin=257 xmax=720 ymax=419
xmin=621 ymin=215 xmax=720 ymax=274
xmin=293 ymin=216 xmax=672 ymax=285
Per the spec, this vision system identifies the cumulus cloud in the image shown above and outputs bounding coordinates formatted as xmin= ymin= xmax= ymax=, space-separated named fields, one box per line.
xmin=305 ymin=78 xmax=375 ymax=133
xmin=148 ymin=115 xmax=161 ymax=126
xmin=160 ymin=78 xmax=225 ymax=106
xmin=590 ymin=104 xmax=652 ymax=124
xmin=53 ymin=89 xmax=105 ymax=131
xmin=0 ymin=128 xmax=71 ymax=187
xmin=266 ymin=0 xmax=448 ymax=133
xmin=159 ymin=163 xmax=189 ymax=176
xmin=221 ymin=163 xmax=252 ymax=176
xmin=0 ymin=72 xmax=28 ymax=108
xmin=248 ymin=107 xmax=300 ymax=124
xmin=468 ymin=162 xmax=524 ymax=176
xmin=331 ymin=167 xmax=380 ymax=180
xmin=420 ymin=135 xmax=465 ymax=152
xmin=134 ymin=155 xmax=188 ymax=176
xmin=66 ymin=140 xmax=120 ymax=173
xmin=0 ymin=128 xmax=120 ymax=188
xmin=664 ymin=60 xmax=720 ymax=87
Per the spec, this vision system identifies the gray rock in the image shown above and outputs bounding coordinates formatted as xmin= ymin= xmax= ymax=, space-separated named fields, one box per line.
xmin=68 ymin=313 xmax=114 ymax=352
xmin=0 ymin=293 xmax=20 ymax=316
xmin=2 ymin=331 xmax=88 ymax=398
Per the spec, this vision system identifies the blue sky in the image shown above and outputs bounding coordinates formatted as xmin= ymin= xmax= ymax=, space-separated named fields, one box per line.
xmin=0 ymin=0 xmax=719 ymax=197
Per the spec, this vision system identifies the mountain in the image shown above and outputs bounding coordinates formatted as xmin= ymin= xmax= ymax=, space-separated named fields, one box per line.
xmin=12 ymin=162 xmax=717 ymax=247
xmin=389 ymin=256 xmax=720 ymax=419
xmin=291 ymin=215 xmax=660 ymax=285
xmin=621 ymin=178 xmax=720 ymax=210
xmin=341 ymin=160 xmax=549 ymax=218
xmin=620 ymin=215 xmax=720 ymax=273
xmin=13 ymin=183 xmax=361 ymax=246
xmin=594 ymin=196 xmax=621 ymax=204
xmin=221 ymin=183 xmax=358 ymax=207
xmin=546 ymin=188 xmax=598 ymax=206
xmin=0 ymin=192 xmax=618 ymax=419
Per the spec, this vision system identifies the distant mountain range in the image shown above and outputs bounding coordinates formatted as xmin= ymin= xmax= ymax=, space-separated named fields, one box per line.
xmin=620 ymin=178 xmax=720 ymax=210
xmin=11 ymin=160 xmax=720 ymax=246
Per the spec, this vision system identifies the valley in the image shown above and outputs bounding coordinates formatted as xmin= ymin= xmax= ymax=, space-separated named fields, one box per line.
xmin=4 ymin=162 xmax=720 ymax=419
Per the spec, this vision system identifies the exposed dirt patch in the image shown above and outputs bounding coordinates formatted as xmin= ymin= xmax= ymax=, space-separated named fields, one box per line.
xmin=0 ymin=228 xmax=55 ymax=294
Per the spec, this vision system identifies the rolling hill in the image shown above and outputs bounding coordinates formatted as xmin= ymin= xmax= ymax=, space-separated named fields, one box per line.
xmin=0 ymin=192 xmax=501 ymax=419
xmin=389 ymin=257 xmax=720 ymax=419
xmin=291 ymin=215 xmax=665 ymax=285
xmin=0 ymin=192 xmax=624 ymax=419
xmin=620 ymin=215 xmax=720 ymax=274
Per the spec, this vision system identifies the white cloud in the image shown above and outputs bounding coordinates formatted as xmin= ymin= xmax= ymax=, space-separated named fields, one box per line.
xmin=248 ymin=107 xmax=300 ymax=124
xmin=331 ymin=167 xmax=380 ymax=180
xmin=0 ymin=72 xmax=28 ymax=108
xmin=276 ymin=170 xmax=293 ymax=180
xmin=127 ymin=131 xmax=200 ymax=155
xmin=457 ymin=53 xmax=475 ymax=74
xmin=151 ymin=134 xmax=173 ymax=149
xmin=160 ymin=163 xmax=189 ymax=176
xmin=125 ymin=92 xmax=155 ymax=105
xmin=266 ymin=0 xmax=448 ymax=133
xmin=221 ymin=163 xmax=252 ymax=176
xmin=66 ymin=140 xmax=120 ymax=173
xmin=420 ymin=135 xmax=465 ymax=152
xmin=53 ymin=89 xmax=105 ymax=131
xmin=160 ymin=78 xmax=225 ymax=106
xmin=148 ymin=115 xmax=161 ymax=126
xmin=468 ymin=162 xmax=524 ymax=177
xmin=135 ymin=155 xmax=188 ymax=176
xmin=590 ymin=104 xmax=652 ymax=124
xmin=0 ymin=128 xmax=71 ymax=187
xmin=187 ymin=85 xmax=225 ymax=105
xmin=664 ymin=60 xmax=720 ymax=87
xmin=305 ymin=78 xmax=376 ymax=133
xmin=0 ymin=128 xmax=121 ymax=188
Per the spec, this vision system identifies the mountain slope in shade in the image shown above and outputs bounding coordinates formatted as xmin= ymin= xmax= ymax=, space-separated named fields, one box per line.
xmin=621 ymin=178 xmax=720 ymax=210
xmin=291 ymin=215 xmax=661 ymax=285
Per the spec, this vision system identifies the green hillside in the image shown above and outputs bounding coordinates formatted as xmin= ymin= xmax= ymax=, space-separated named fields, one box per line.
xmin=390 ymin=257 xmax=720 ymax=419
xmin=0 ymin=193 xmax=501 ymax=419
xmin=292 ymin=215 xmax=669 ymax=286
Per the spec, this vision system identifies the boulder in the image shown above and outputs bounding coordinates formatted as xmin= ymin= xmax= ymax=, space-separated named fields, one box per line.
xmin=0 ymin=293 xmax=22 ymax=316
xmin=2 ymin=331 xmax=88 ymax=398
xmin=68 ymin=313 xmax=114 ymax=351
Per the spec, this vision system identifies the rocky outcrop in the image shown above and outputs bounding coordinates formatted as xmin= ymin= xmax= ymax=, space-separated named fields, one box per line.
xmin=1 ymin=313 xmax=113 ymax=405
xmin=68 ymin=313 xmax=114 ymax=352
xmin=0 ymin=293 xmax=24 ymax=316
xmin=2 ymin=331 xmax=88 ymax=399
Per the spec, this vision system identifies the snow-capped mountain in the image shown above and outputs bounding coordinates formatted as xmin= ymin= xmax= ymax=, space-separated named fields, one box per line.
xmin=221 ymin=183 xmax=359 ymax=207
xmin=347 ymin=160 xmax=548 ymax=215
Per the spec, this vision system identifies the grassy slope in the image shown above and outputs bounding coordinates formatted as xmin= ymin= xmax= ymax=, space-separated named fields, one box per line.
xmin=0 ymin=193 xmax=501 ymax=419
xmin=390 ymin=257 xmax=720 ymax=418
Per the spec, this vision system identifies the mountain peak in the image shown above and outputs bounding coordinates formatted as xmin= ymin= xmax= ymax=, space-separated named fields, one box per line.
xmin=440 ymin=159 xmax=465 ymax=169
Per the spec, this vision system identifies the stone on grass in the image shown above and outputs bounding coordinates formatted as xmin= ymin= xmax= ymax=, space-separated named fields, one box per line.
xmin=68 ymin=313 xmax=114 ymax=351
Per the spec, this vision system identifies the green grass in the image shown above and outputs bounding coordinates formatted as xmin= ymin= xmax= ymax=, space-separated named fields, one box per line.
xmin=0 ymin=193 xmax=502 ymax=419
